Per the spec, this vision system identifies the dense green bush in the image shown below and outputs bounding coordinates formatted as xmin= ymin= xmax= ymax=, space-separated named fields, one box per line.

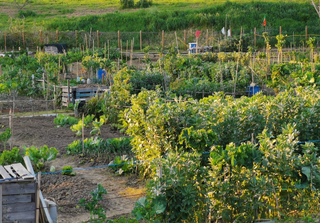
xmin=18 ymin=10 xmax=37 ymax=18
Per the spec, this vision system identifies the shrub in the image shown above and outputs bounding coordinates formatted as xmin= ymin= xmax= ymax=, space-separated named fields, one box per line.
xmin=62 ymin=165 xmax=76 ymax=176
xmin=18 ymin=10 xmax=37 ymax=18
xmin=135 ymin=0 xmax=152 ymax=8
xmin=119 ymin=0 xmax=135 ymax=9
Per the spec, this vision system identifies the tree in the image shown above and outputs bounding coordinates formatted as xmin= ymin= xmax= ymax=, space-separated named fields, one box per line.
xmin=14 ymin=0 xmax=30 ymax=11
xmin=311 ymin=0 xmax=320 ymax=18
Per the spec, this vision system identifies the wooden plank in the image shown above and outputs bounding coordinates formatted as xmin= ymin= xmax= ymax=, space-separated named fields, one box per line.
xmin=2 ymin=195 xmax=32 ymax=204
xmin=4 ymin=220 xmax=34 ymax=223
xmin=3 ymin=202 xmax=35 ymax=214
xmin=0 ymin=185 xmax=2 ymax=223
xmin=3 ymin=166 xmax=17 ymax=179
xmin=23 ymin=156 xmax=52 ymax=223
xmin=2 ymin=182 xmax=36 ymax=195
xmin=3 ymin=210 xmax=35 ymax=221
xmin=0 ymin=167 xmax=11 ymax=180
xmin=10 ymin=164 xmax=33 ymax=179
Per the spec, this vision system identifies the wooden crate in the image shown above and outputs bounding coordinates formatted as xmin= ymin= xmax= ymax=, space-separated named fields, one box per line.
xmin=0 ymin=163 xmax=37 ymax=223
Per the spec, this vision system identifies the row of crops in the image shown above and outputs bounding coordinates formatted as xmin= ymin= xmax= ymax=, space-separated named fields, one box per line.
xmin=2 ymin=36 xmax=320 ymax=221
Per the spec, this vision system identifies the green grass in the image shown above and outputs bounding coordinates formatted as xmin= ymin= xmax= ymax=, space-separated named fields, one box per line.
xmin=0 ymin=0 xmax=317 ymax=34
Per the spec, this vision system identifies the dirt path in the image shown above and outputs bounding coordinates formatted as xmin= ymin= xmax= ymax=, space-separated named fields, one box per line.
xmin=0 ymin=116 xmax=145 ymax=222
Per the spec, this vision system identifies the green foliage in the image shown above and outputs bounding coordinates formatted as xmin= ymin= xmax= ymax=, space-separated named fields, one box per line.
xmin=79 ymin=184 xmax=107 ymax=222
xmin=109 ymin=155 xmax=135 ymax=175
xmin=65 ymin=137 xmax=132 ymax=155
xmin=0 ymin=147 xmax=23 ymax=166
xmin=62 ymin=165 xmax=76 ymax=176
xmin=133 ymin=152 xmax=209 ymax=222
xmin=91 ymin=115 xmax=107 ymax=136
xmin=54 ymin=114 xmax=78 ymax=127
xmin=0 ymin=128 xmax=11 ymax=151
xmin=70 ymin=119 xmax=85 ymax=136
xmin=24 ymin=145 xmax=59 ymax=171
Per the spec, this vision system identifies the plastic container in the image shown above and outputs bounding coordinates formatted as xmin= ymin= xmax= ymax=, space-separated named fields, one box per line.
xmin=97 ymin=68 xmax=106 ymax=80
xmin=87 ymin=78 xmax=91 ymax=84
xmin=248 ymin=85 xmax=260 ymax=96
xmin=44 ymin=198 xmax=58 ymax=223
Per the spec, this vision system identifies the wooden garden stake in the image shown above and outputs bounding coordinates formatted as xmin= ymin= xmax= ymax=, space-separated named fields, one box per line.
xmin=107 ymin=40 xmax=109 ymax=59
xmin=75 ymin=30 xmax=78 ymax=47
xmin=130 ymin=39 xmax=133 ymax=66
xmin=279 ymin=26 xmax=282 ymax=35
xmin=206 ymin=29 xmax=209 ymax=46
xmin=140 ymin=30 xmax=142 ymax=51
xmin=67 ymin=79 xmax=70 ymax=107
xmin=46 ymin=72 xmax=49 ymax=100
xmin=126 ymin=40 xmax=128 ymax=61
xmin=56 ymin=30 xmax=59 ymax=43
xmin=184 ymin=30 xmax=187 ymax=50
xmin=4 ymin=32 xmax=6 ymax=52
xmin=118 ymin=30 xmax=120 ymax=48
xmin=97 ymin=30 xmax=99 ymax=48
xmin=85 ymin=34 xmax=88 ymax=50
xmin=40 ymin=30 xmax=43 ymax=45
xmin=82 ymin=114 xmax=85 ymax=154
xmin=36 ymin=172 xmax=41 ymax=223
xmin=42 ymin=73 xmax=45 ymax=93
xmin=306 ymin=26 xmax=308 ymax=41
xmin=104 ymin=42 xmax=106 ymax=59
xmin=254 ymin=27 xmax=256 ymax=47
xmin=162 ymin=30 xmax=164 ymax=51
xmin=23 ymin=31 xmax=25 ymax=49
xmin=174 ymin=31 xmax=179 ymax=54
xmin=121 ymin=40 xmax=123 ymax=60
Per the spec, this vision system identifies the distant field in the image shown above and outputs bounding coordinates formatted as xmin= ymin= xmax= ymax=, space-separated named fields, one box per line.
xmin=0 ymin=0 xmax=316 ymax=32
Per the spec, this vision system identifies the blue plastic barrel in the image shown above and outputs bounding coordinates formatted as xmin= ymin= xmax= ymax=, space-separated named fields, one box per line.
xmin=248 ymin=85 xmax=260 ymax=97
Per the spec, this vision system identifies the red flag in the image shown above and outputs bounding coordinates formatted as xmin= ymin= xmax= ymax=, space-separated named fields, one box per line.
xmin=263 ymin=15 xmax=266 ymax=27
xmin=196 ymin=31 xmax=201 ymax=38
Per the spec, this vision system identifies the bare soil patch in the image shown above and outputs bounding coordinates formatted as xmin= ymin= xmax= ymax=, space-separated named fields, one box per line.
xmin=0 ymin=116 xmax=145 ymax=222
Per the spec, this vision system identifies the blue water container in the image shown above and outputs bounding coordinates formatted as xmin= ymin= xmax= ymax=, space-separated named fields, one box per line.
xmin=97 ymin=68 xmax=106 ymax=80
xmin=248 ymin=85 xmax=260 ymax=97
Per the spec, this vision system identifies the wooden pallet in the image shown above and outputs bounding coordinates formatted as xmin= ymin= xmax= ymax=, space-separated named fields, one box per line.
xmin=61 ymin=86 xmax=109 ymax=107
xmin=0 ymin=163 xmax=37 ymax=223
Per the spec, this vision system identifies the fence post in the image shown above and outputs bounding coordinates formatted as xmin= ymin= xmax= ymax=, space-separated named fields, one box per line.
xmin=40 ymin=30 xmax=43 ymax=45
xmin=4 ymin=32 xmax=6 ymax=52
xmin=140 ymin=30 xmax=142 ymax=51
xmin=75 ymin=30 xmax=78 ymax=47
xmin=254 ymin=27 xmax=256 ymax=47
xmin=306 ymin=26 xmax=308 ymax=41
xmin=97 ymin=30 xmax=99 ymax=48
xmin=162 ymin=30 xmax=164 ymax=51
xmin=184 ymin=30 xmax=187 ymax=50
xmin=56 ymin=30 xmax=59 ymax=43
xmin=118 ymin=30 xmax=120 ymax=48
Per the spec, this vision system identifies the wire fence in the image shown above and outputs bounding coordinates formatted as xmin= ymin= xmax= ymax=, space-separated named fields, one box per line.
xmin=1 ymin=27 xmax=320 ymax=52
